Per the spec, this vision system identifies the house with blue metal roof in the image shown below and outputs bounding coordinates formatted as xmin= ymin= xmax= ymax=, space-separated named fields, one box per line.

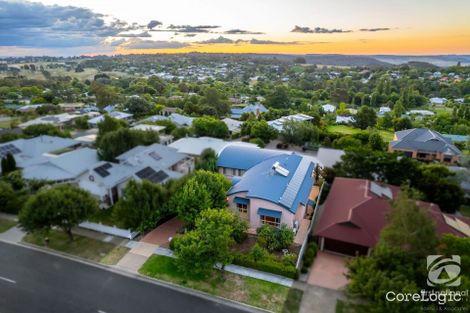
xmin=219 ymin=146 xmax=316 ymax=231
xmin=230 ymin=104 xmax=268 ymax=119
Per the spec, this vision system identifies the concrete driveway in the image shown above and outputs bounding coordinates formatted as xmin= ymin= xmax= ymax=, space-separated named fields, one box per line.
xmin=307 ymin=251 xmax=349 ymax=290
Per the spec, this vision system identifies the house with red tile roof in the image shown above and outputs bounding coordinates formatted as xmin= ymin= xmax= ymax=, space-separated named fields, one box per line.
xmin=313 ymin=177 xmax=470 ymax=256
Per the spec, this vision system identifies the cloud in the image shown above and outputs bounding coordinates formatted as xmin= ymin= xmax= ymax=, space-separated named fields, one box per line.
xmin=359 ymin=27 xmax=391 ymax=32
xmin=122 ymin=38 xmax=189 ymax=49
xmin=0 ymin=0 xmax=137 ymax=48
xmin=198 ymin=36 xmax=234 ymax=44
xmin=147 ymin=20 xmax=162 ymax=29
xmin=291 ymin=25 xmax=352 ymax=34
xmin=184 ymin=34 xmax=197 ymax=37
xmin=248 ymin=39 xmax=296 ymax=45
xmin=166 ymin=24 xmax=220 ymax=33
xmin=224 ymin=29 xmax=264 ymax=35
xmin=117 ymin=31 xmax=152 ymax=38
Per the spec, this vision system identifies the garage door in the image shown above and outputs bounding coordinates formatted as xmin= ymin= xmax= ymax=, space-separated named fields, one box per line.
xmin=323 ymin=238 xmax=369 ymax=256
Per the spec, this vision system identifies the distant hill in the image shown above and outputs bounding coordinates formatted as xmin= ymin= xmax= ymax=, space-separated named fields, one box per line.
xmin=403 ymin=61 xmax=439 ymax=69
xmin=304 ymin=54 xmax=390 ymax=67
xmin=372 ymin=55 xmax=470 ymax=67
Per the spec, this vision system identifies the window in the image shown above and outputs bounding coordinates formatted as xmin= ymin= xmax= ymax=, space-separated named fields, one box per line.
xmin=236 ymin=203 xmax=248 ymax=214
xmin=260 ymin=215 xmax=280 ymax=227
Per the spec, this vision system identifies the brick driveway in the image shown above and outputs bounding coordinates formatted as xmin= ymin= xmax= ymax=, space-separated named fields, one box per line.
xmin=307 ymin=251 xmax=349 ymax=290
xmin=141 ymin=218 xmax=184 ymax=246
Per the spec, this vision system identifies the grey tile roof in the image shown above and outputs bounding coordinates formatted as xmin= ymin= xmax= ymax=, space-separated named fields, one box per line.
xmin=390 ymin=128 xmax=461 ymax=156
xmin=115 ymin=143 xmax=187 ymax=169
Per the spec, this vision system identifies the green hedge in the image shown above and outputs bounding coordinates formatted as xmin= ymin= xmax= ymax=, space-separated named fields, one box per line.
xmin=232 ymin=252 xmax=299 ymax=279
xmin=301 ymin=242 xmax=318 ymax=273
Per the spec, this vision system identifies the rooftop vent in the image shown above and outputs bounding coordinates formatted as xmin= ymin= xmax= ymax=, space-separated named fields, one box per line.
xmin=272 ymin=161 xmax=289 ymax=177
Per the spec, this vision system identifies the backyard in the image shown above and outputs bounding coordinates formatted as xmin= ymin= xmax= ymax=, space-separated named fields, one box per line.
xmin=139 ymin=255 xmax=303 ymax=313
xmin=326 ymin=125 xmax=394 ymax=141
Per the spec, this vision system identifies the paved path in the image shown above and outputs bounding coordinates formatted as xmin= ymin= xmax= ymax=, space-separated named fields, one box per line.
xmin=307 ymin=251 xmax=349 ymax=290
xmin=0 ymin=226 xmax=25 ymax=243
xmin=299 ymin=285 xmax=345 ymax=313
xmin=117 ymin=242 xmax=159 ymax=272
xmin=0 ymin=241 xmax=261 ymax=313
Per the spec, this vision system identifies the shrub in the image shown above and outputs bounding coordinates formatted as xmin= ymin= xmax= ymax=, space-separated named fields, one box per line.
xmin=232 ymin=251 xmax=298 ymax=279
xmin=232 ymin=217 xmax=248 ymax=243
xmin=249 ymin=138 xmax=265 ymax=148
xmin=250 ymin=243 xmax=267 ymax=262
xmin=301 ymin=242 xmax=318 ymax=273
xmin=256 ymin=224 xmax=294 ymax=252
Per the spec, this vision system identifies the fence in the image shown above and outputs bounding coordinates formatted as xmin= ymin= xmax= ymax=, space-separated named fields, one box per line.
xmin=79 ymin=221 xmax=139 ymax=239
xmin=295 ymin=182 xmax=326 ymax=269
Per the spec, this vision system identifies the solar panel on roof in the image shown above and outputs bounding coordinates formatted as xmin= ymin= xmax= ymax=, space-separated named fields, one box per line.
xmin=279 ymin=157 xmax=311 ymax=209
xmin=136 ymin=167 xmax=169 ymax=183
xmin=94 ymin=163 xmax=111 ymax=177
xmin=0 ymin=144 xmax=22 ymax=158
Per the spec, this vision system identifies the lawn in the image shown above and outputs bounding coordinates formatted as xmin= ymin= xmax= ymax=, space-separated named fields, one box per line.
xmin=23 ymin=229 xmax=128 ymax=265
xmin=326 ymin=125 xmax=394 ymax=141
xmin=460 ymin=205 xmax=470 ymax=218
xmin=0 ymin=218 xmax=16 ymax=233
xmin=139 ymin=255 xmax=303 ymax=313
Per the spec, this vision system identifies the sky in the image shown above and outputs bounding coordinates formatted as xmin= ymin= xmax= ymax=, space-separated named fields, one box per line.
xmin=1 ymin=0 xmax=470 ymax=56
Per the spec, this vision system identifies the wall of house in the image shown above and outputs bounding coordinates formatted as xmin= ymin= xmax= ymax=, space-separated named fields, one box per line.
xmin=228 ymin=192 xmax=296 ymax=229
xmin=218 ymin=166 xmax=245 ymax=177
xmin=388 ymin=147 xmax=460 ymax=164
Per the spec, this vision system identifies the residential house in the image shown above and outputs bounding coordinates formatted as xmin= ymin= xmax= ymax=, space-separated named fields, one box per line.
xmin=220 ymin=146 xmax=317 ymax=233
xmin=88 ymin=112 xmax=133 ymax=128
xmin=22 ymin=148 xmax=98 ymax=182
xmin=322 ymin=104 xmax=336 ymax=113
xmin=217 ymin=145 xmax=286 ymax=177
xmin=58 ymin=102 xmax=85 ymax=112
xmin=146 ymin=113 xmax=194 ymax=127
xmin=388 ymin=128 xmax=461 ymax=164
xmin=267 ymin=114 xmax=314 ymax=132
xmin=18 ymin=113 xmax=79 ymax=129
xmin=314 ymin=177 xmax=470 ymax=256
xmin=222 ymin=118 xmax=243 ymax=134
xmin=377 ymin=106 xmax=391 ymax=117
xmin=0 ymin=135 xmax=81 ymax=173
xmin=430 ymin=97 xmax=447 ymax=105
xmin=169 ymin=137 xmax=257 ymax=157
xmin=335 ymin=115 xmax=355 ymax=124
xmin=230 ymin=104 xmax=268 ymax=119
xmin=77 ymin=144 xmax=191 ymax=206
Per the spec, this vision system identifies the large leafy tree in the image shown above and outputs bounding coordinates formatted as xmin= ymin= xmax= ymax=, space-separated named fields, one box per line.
xmin=171 ymin=179 xmax=211 ymax=227
xmin=97 ymin=128 xmax=159 ymax=161
xmin=347 ymin=190 xmax=438 ymax=312
xmin=114 ymin=180 xmax=168 ymax=232
xmin=19 ymin=184 xmax=98 ymax=241
xmin=192 ymin=116 xmax=229 ymax=139
xmin=354 ymin=105 xmax=377 ymax=130
xmin=124 ymin=97 xmax=153 ymax=117
xmin=380 ymin=187 xmax=438 ymax=258
xmin=173 ymin=208 xmax=235 ymax=275
xmin=195 ymin=148 xmax=217 ymax=172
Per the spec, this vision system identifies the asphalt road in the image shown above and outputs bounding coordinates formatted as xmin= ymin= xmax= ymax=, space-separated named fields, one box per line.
xmin=0 ymin=241 xmax=255 ymax=313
